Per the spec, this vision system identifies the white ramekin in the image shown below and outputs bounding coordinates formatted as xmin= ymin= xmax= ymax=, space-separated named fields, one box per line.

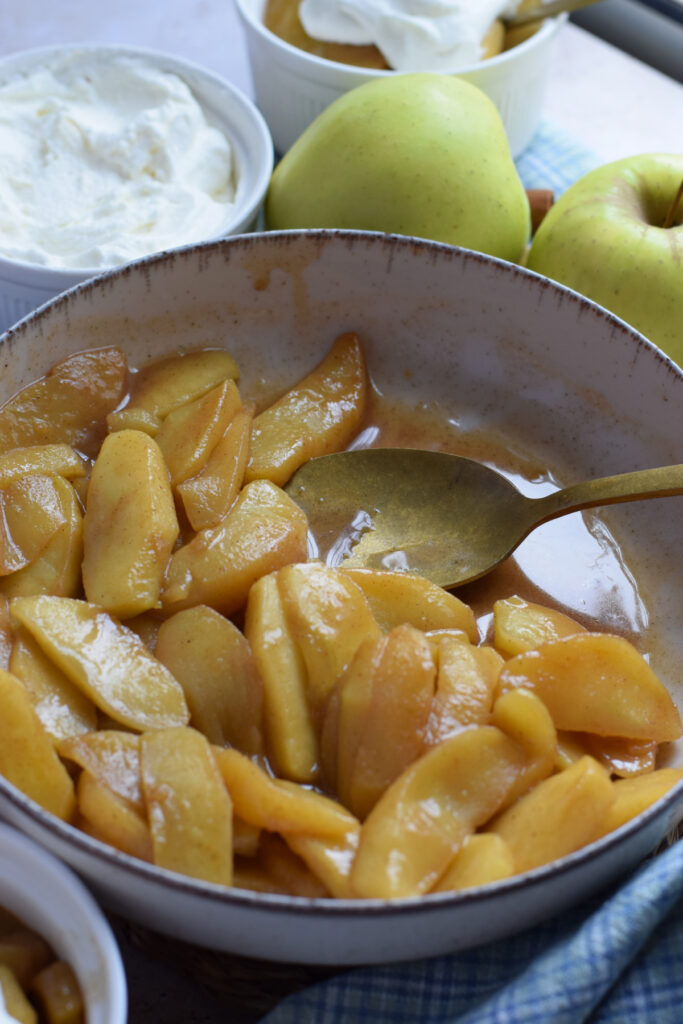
xmin=0 ymin=43 xmax=274 ymax=334
xmin=0 ymin=821 xmax=127 ymax=1023
xmin=235 ymin=0 xmax=565 ymax=158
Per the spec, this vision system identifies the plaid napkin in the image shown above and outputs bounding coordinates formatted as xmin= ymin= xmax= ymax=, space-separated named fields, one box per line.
xmin=515 ymin=117 xmax=602 ymax=197
xmin=263 ymin=836 xmax=683 ymax=1024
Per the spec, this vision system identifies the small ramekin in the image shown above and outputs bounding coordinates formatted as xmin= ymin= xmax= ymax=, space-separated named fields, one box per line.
xmin=235 ymin=0 xmax=565 ymax=157
xmin=0 ymin=821 xmax=127 ymax=1023
xmin=0 ymin=43 xmax=274 ymax=333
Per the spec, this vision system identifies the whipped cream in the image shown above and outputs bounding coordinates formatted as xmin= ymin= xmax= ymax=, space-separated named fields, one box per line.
xmin=299 ymin=0 xmax=532 ymax=70
xmin=0 ymin=53 xmax=237 ymax=269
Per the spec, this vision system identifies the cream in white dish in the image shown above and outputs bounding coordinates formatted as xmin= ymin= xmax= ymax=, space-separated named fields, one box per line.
xmin=0 ymin=52 xmax=237 ymax=269
xmin=298 ymin=0 xmax=549 ymax=69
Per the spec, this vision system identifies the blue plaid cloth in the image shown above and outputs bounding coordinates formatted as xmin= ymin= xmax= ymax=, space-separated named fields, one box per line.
xmin=515 ymin=118 xmax=602 ymax=197
xmin=263 ymin=837 xmax=683 ymax=1024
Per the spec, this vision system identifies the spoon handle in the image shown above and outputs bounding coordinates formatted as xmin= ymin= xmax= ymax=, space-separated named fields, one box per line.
xmin=531 ymin=464 xmax=683 ymax=525
xmin=507 ymin=0 xmax=602 ymax=28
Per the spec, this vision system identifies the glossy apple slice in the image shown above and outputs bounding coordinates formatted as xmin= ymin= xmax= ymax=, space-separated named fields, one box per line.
xmin=155 ymin=378 xmax=242 ymax=486
xmin=497 ymin=633 xmax=682 ymax=742
xmin=0 ymin=668 xmax=76 ymax=821
xmin=0 ymin=476 xmax=67 ymax=575
xmin=141 ymin=727 xmax=233 ymax=885
xmin=245 ymin=332 xmax=368 ymax=487
xmin=162 ymin=479 xmax=308 ymax=616
xmin=10 ymin=596 xmax=189 ymax=731
xmin=177 ymin=405 xmax=253 ymax=531
xmin=82 ymin=429 xmax=179 ymax=619
xmin=350 ymin=726 xmax=525 ymax=898
xmin=244 ymin=572 xmax=317 ymax=784
xmin=155 ymin=605 xmax=264 ymax=755
xmin=0 ymin=477 xmax=83 ymax=599
xmin=0 ymin=347 xmax=128 ymax=457
xmin=9 ymin=626 xmax=97 ymax=743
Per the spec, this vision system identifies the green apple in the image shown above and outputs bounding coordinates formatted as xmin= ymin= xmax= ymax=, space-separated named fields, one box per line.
xmin=266 ymin=73 xmax=531 ymax=263
xmin=527 ymin=154 xmax=683 ymax=367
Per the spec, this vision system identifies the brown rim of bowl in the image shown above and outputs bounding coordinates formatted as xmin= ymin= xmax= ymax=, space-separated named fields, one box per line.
xmin=1 ymin=227 xmax=681 ymax=385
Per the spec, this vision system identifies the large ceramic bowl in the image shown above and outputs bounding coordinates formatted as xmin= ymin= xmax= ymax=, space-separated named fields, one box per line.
xmin=0 ymin=230 xmax=681 ymax=966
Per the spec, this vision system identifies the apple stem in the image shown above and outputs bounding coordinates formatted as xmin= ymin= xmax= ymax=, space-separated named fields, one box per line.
xmin=526 ymin=189 xmax=554 ymax=234
xmin=663 ymin=179 xmax=683 ymax=229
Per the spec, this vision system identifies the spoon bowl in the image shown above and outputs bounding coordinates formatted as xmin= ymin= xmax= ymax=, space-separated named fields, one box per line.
xmin=286 ymin=449 xmax=683 ymax=589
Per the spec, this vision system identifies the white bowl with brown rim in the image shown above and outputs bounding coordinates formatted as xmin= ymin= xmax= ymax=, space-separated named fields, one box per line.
xmin=0 ymin=229 xmax=680 ymax=965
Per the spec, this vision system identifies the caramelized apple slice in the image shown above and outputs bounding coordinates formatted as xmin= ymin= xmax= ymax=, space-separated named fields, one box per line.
xmin=490 ymin=687 xmax=557 ymax=810
xmin=10 ymin=596 xmax=189 ymax=731
xmin=493 ymin=594 xmax=586 ymax=656
xmin=350 ymin=726 xmax=525 ymax=899
xmin=177 ymin=405 xmax=252 ymax=531
xmin=162 ymin=480 xmax=308 ymax=616
xmin=253 ymin=833 xmax=330 ymax=898
xmin=82 ymin=430 xmax=179 ymax=619
xmin=9 ymin=627 xmax=97 ymax=743
xmin=426 ymin=637 xmax=501 ymax=745
xmin=580 ymin=734 xmax=657 ymax=778
xmin=155 ymin=605 xmax=264 ymax=755
xmin=348 ymin=624 xmax=435 ymax=820
xmin=598 ymin=768 xmax=683 ymax=837
xmin=0 ymin=477 xmax=83 ymax=599
xmin=0 ymin=963 xmax=40 ymax=1023
xmin=432 ymin=833 xmax=514 ymax=892
xmin=245 ymin=333 xmax=368 ymax=486
xmin=333 ymin=634 xmax=383 ymax=808
xmin=141 ymin=727 xmax=233 ymax=885
xmin=77 ymin=770 xmax=153 ymax=861
xmin=342 ymin=568 xmax=477 ymax=640
xmin=59 ymin=730 xmax=144 ymax=811
xmin=284 ymin=827 xmax=360 ymax=899
xmin=213 ymin=746 xmax=358 ymax=841
xmin=113 ymin=348 xmax=239 ymax=424
xmin=488 ymin=755 xmax=614 ymax=873
xmin=0 ymin=668 xmax=76 ymax=820
xmin=498 ymin=633 xmax=682 ymax=742
xmin=0 ymin=347 xmax=127 ymax=458
xmin=0 ymin=595 xmax=11 ymax=669
xmin=155 ymin=378 xmax=242 ymax=486
xmin=244 ymin=572 xmax=317 ymax=783
xmin=0 ymin=445 xmax=85 ymax=487
xmin=278 ymin=562 xmax=381 ymax=716
xmin=0 ymin=476 xmax=67 ymax=575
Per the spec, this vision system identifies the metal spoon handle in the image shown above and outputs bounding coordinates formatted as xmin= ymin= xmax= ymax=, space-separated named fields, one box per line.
xmin=531 ymin=464 xmax=683 ymax=526
xmin=507 ymin=0 xmax=602 ymax=28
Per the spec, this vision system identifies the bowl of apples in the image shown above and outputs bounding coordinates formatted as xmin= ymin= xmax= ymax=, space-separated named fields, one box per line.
xmin=0 ymin=229 xmax=680 ymax=966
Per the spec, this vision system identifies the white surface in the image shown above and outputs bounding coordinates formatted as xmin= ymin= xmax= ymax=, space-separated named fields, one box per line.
xmin=1 ymin=1 xmax=682 ymax=166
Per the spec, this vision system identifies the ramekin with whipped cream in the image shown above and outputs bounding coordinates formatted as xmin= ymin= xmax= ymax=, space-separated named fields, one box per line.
xmin=0 ymin=44 xmax=273 ymax=333
xmin=235 ymin=0 xmax=566 ymax=157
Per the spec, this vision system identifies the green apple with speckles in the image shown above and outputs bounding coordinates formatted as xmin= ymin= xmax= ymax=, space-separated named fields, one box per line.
xmin=266 ymin=73 xmax=531 ymax=263
xmin=527 ymin=154 xmax=683 ymax=367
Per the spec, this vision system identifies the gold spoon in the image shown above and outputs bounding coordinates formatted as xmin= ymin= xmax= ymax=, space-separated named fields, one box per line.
xmin=285 ymin=449 xmax=683 ymax=589
xmin=505 ymin=0 xmax=603 ymax=29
